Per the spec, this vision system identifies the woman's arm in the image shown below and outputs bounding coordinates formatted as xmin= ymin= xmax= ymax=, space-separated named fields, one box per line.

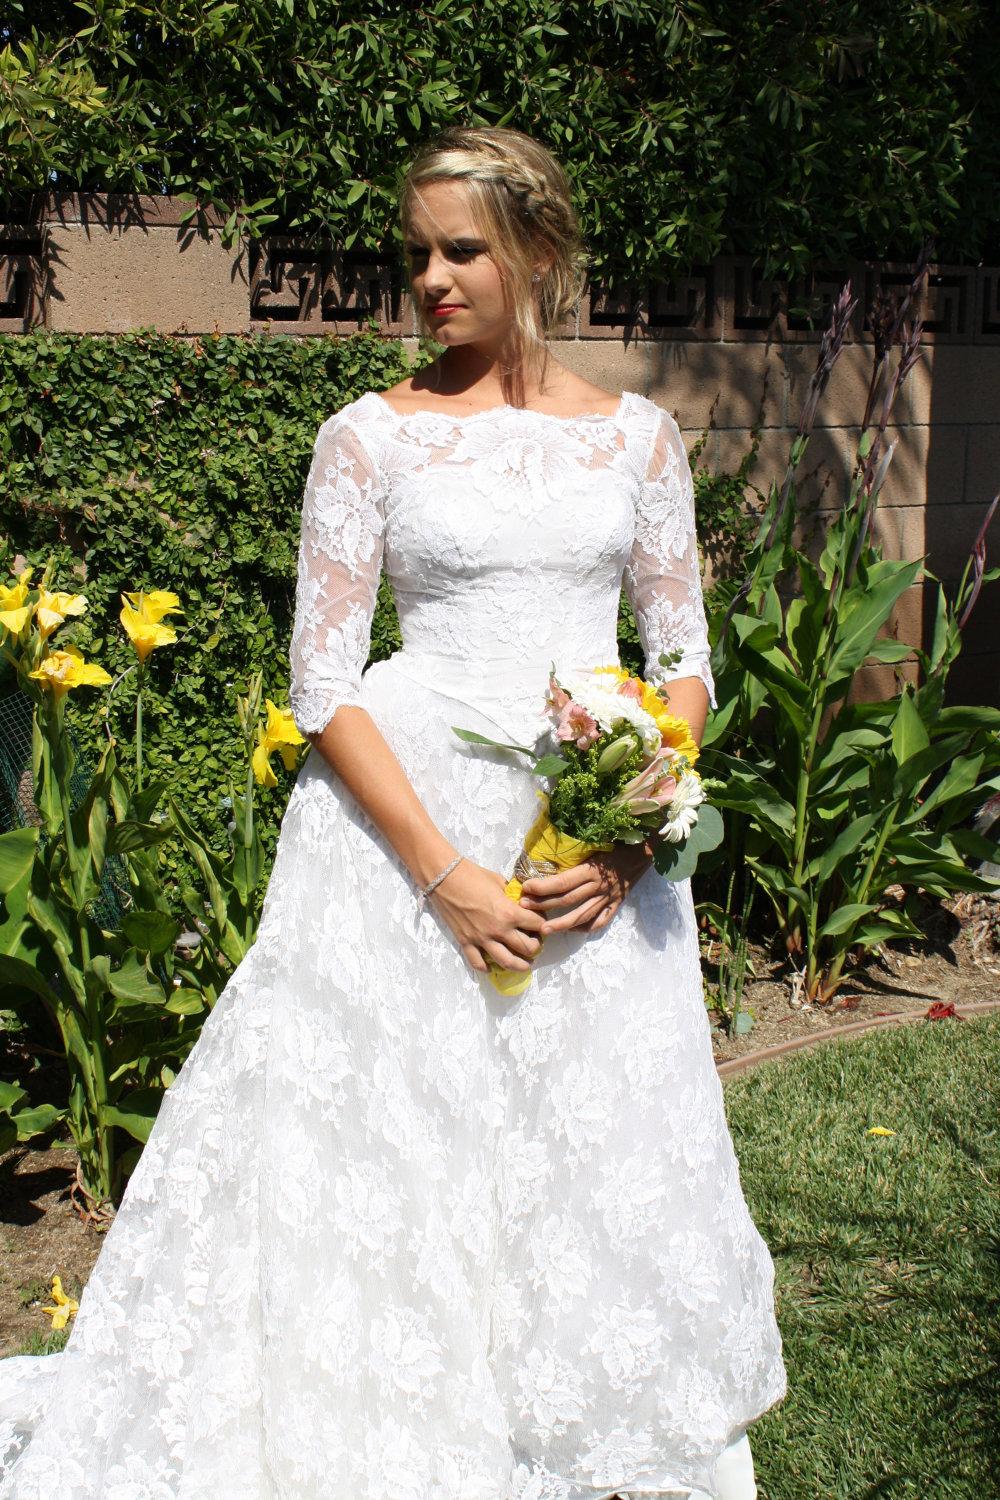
xmin=291 ymin=411 xmax=545 ymax=972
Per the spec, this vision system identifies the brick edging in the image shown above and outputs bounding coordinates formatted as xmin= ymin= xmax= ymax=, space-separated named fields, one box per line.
xmin=715 ymin=997 xmax=1000 ymax=1080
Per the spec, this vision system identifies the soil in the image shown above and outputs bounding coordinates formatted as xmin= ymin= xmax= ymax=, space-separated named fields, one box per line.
xmin=0 ymin=1145 xmax=105 ymax=1357
xmin=707 ymin=892 xmax=1000 ymax=1065
xmin=2 ymin=894 xmax=997 ymax=1358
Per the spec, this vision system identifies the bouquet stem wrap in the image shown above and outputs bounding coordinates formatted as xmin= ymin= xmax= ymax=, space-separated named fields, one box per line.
xmin=488 ymin=792 xmax=612 ymax=997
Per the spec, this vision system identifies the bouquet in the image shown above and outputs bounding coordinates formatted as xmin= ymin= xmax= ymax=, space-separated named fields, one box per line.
xmin=452 ymin=659 xmax=723 ymax=995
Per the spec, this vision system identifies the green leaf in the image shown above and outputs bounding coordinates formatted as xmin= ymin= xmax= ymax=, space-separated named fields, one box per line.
xmin=103 ymin=1089 xmax=163 ymax=1145
xmin=121 ymin=910 xmax=182 ymax=957
xmin=0 ymin=828 xmax=39 ymax=893
xmin=891 ymin=690 xmax=930 ymax=767
xmin=816 ymin=902 xmax=878 ymax=938
xmin=451 ymin=727 xmax=534 ymax=754
xmin=108 ymin=950 xmax=167 ymax=1008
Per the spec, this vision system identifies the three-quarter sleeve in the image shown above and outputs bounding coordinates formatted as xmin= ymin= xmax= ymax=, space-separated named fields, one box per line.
xmin=289 ymin=411 xmax=386 ymax=737
xmin=622 ymin=403 xmax=716 ymax=707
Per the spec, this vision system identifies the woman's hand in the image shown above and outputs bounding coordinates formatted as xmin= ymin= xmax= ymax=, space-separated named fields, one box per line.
xmin=517 ymin=842 xmax=657 ymax=934
xmin=427 ymin=859 xmax=548 ymax=975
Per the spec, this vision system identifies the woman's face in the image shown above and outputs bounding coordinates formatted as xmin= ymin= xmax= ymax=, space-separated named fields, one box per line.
xmin=403 ymin=180 xmax=513 ymax=352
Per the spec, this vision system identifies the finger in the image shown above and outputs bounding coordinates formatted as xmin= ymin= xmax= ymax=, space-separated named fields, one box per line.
xmin=583 ymin=902 xmax=619 ymax=931
xmin=513 ymin=904 xmax=547 ymax=932
xmin=520 ymin=866 xmax=591 ymax=897
xmin=524 ymin=878 xmax=602 ymax=912
xmin=486 ymin=940 xmax=532 ymax=972
xmin=463 ymin=944 xmax=488 ymax=973
xmin=505 ymin=926 xmax=542 ymax=958
xmin=541 ymin=896 xmax=606 ymax=934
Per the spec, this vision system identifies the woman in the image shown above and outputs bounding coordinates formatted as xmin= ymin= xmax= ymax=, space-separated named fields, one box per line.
xmin=0 ymin=126 xmax=786 ymax=1499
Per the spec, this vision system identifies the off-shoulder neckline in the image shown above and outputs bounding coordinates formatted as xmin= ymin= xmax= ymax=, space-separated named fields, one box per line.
xmin=365 ymin=389 xmax=638 ymax=426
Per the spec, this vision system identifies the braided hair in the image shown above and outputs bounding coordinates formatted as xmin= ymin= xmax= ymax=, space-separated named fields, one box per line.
xmin=400 ymin=126 xmax=588 ymax=395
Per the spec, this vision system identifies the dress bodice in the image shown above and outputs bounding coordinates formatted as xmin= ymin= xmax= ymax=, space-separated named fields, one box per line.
xmin=289 ymin=389 xmax=714 ymax=741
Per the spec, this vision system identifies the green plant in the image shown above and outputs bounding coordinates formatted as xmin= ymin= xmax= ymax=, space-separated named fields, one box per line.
xmin=0 ymin=566 xmax=204 ymax=1214
xmin=0 ymin=1078 xmax=63 ymax=1153
xmin=167 ymin=671 xmax=304 ymax=1007
xmin=703 ymin=257 xmax=1000 ymax=1003
xmin=0 ymin=327 xmax=413 ymax=905
xmin=3 ymin=2 xmax=999 ymax=282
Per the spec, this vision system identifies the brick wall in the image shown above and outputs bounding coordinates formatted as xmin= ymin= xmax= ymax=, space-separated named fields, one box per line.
xmin=3 ymin=193 xmax=999 ymax=704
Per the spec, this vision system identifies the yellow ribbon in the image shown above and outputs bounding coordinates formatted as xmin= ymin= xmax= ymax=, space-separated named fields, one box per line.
xmin=488 ymin=793 xmax=611 ymax=997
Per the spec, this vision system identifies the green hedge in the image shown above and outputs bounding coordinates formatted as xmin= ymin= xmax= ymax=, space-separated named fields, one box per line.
xmin=4 ymin=1 xmax=999 ymax=281
xmin=0 ymin=329 xmax=414 ymax=884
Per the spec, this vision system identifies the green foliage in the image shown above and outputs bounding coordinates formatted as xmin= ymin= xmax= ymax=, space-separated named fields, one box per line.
xmin=0 ymin=700 xmax=196 ymax=1211
xmin=3 ymin=2 xmax=999 ymax=281
xmin=702 ymin=274 xmax=1000 ymax=1002
xmin=0 ymin=327 xmax=414 ymax=898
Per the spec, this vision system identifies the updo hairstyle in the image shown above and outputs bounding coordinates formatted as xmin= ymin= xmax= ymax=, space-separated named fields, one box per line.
xmin=400 ymin=126 xmax=588 ymax=383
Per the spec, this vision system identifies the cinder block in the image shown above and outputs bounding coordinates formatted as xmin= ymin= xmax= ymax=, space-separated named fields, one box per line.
xmin=944 ymin=651 xmax=1000 ymax=709
xmin=552 ymin=340 xmax=652 ymax=398
xmin=848 ymin=658 xmax=920 ymax=704
xmin=963 ymin=425 xmax=1000 ymax=511
xmin=645 ymin=342 xmax=786 ymax=431
xmin=916 ymin=345 xmax=1000 ymax=426
xmin=44 ymin=220 xmax=249 ymax=334
xmin=778 ymin=341 xmax=882 ymax=431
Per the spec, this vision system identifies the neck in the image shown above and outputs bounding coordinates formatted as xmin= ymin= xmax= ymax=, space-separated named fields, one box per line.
xmin=431 ymin=337 xmax=549 ymax=409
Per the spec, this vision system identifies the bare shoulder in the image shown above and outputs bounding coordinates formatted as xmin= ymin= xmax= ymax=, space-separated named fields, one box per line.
xmin=538 ymin=362 xmax=621 ymax=415
xmin=376 ymin=375 xmax=423 ymax=413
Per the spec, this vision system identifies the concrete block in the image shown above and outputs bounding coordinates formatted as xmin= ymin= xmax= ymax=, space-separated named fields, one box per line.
xmin=44 ymin=220 xmax=250 ymax=334
xmin=963 ymin=424 xmax=1000 ymax=510
xmin=644 ymin=342 xmax=786 ymax=432
xmin=848 ymin=658 xmax=920 ymax=704
xmin=553 ymin=340 xmax=652 ymax=399
xmin=923 ymin=500 xmax=1000 ymax=585
xmin=915 ymin=345 xmax=1000 ymax=426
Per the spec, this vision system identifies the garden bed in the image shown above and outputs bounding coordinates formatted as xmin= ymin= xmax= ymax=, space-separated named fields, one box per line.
xmin=708 ymin=893 xmax=999 ymax=1065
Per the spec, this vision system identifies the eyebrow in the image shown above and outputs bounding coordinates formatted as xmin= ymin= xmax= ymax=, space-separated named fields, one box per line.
xmin=404 ymin=236 xmax=488 ymax=251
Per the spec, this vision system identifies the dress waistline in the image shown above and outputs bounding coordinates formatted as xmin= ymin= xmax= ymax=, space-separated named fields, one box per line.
xmin=377 ymin=646 xmax=620 ymax=746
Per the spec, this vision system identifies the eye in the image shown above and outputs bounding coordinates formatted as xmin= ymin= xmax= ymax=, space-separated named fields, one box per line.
xmin=448 ymin=241 xmax=484 ymax=259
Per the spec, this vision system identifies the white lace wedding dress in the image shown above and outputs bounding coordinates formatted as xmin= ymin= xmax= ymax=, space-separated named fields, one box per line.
xmin=0 ymin=389 xmax=786 ymax=1499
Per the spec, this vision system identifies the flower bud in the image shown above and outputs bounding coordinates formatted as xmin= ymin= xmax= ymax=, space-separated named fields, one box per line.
xmin=595 ymin=735 xmax=636 ymax=776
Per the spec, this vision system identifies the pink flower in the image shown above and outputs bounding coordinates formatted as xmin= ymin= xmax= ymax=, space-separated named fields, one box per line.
xmin=616 ymin=677 xmax=644 ymax=702
xmin=546 ymin=674 xmax=570 ymax=712
xmin=556 ymin=700 xmax=600 ymax=750
xmin=650 ymin=775 xmax=678 ymax=807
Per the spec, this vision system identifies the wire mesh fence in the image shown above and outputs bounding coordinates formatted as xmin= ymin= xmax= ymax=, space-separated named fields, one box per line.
xmin=0 ymin=688 xmax=132 ymax=931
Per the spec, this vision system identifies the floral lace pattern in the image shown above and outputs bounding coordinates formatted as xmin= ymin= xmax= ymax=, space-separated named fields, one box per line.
xmin=0 ymin=391 xmax=786 ymax=1500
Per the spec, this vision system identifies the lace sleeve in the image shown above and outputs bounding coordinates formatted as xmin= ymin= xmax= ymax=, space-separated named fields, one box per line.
xmin=623 ymin=404 xmax=716 ymax=708
xmin=289 ymin=411 xmax=386 ymax=736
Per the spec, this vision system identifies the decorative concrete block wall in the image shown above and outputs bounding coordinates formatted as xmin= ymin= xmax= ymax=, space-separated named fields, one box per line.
xmin=3 ymin=193 xmax=998 ymax=703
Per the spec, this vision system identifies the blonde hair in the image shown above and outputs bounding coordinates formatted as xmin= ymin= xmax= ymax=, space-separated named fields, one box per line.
xmin=400 ymin=126 xmax=588 ymax=402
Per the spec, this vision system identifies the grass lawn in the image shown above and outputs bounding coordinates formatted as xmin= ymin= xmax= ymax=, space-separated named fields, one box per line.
xmin=725 ymin=1011 xmax=999 ymax=1499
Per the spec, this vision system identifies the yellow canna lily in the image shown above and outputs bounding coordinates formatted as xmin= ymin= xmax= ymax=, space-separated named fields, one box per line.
xmin=0 ymin=570 xmax=34 ymax=635
xmin=120 ymin=589 xmax=183 ymax=624
xmin=120 ymin=597 xmax=178 ymax=664
xmin=28 ymin=645 xmax=113 ymax=701
xmin=39 ymin=1275 xmax=79 ymax=1331
xmin=34 ymin=587 xmax=88 ymax=642
xmin=252 ymin=699 xmax=305 ymax=785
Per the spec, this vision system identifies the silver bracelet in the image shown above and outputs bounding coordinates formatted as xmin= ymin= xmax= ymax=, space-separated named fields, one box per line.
xmin=416 ymin=854 xmax=463 ymax=910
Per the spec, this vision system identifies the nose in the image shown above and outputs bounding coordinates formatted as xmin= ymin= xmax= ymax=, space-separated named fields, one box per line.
xmin=422 ymin=248 xmax=453 ymax=297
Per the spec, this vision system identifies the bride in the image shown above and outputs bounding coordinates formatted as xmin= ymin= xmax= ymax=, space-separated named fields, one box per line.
xmin=0 ymin=126 xmax=786 ymax=1499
